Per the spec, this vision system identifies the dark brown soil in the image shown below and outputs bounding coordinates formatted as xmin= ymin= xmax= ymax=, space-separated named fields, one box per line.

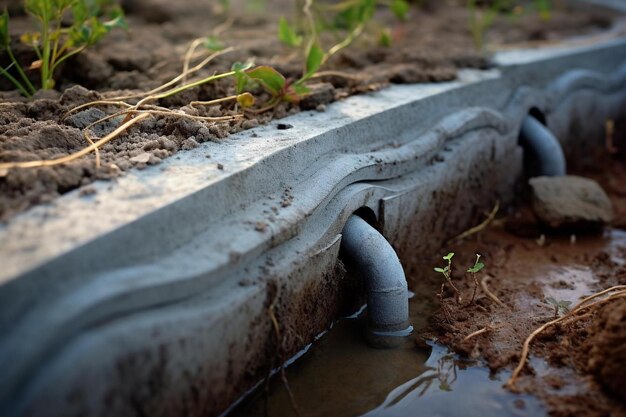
xmin=0 ymin=0 xmax=616 ymax=220
xmin=420 ymin=156 xmax=626 ymax=417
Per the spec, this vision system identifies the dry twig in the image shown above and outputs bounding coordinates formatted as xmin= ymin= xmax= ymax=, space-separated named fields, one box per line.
xmin=448 ymin=201 xmax=500 ymax=243
xmin=505 ymin=286 xmax=626 ymax=391
xmin=480 ymin=275 xmax=506 ymax=308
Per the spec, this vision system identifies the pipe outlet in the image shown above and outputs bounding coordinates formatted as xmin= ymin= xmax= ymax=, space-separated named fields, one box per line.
xmin=519 ymin=115 xmax=566 ymax=177
xmin=340 ymin=215 xmax=412 ymax=348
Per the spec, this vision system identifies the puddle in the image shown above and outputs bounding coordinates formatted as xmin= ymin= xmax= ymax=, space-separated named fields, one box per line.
xmin=230 ymin=294 xmax=544 ymax=417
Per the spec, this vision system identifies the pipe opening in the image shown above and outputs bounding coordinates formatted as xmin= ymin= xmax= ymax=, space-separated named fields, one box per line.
xmin=518 ymin=110 xmax=566 ymax=178
xmin=340 ymin=213 xmax=412 ymax=349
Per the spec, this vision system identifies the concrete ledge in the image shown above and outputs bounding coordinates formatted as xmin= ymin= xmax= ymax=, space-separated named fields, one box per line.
xmin=1 ymin=37 xmax=626 ymax=417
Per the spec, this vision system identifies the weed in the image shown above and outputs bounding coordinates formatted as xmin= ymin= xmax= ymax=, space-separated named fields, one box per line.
xmin=277 ymin=0 xmax=410 ymax=87
xmin=0 ymin=0 xmax=125 ymax=95
xmin=506 ymin=285 xmax=626 ymax=391
xmin=467 ymin=0 xmax=552 ymax=50
xmin=434 ymin=252 xmax=462 ymax=304
xmin=544 ymin=296 xmax=571 ymax=318
xmin=466 ymin=254 xmax=485 ymax=305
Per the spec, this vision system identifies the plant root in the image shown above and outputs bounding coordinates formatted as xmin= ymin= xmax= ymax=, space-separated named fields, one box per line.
xmin=467 ymin=275 xmax=479 ymax=307
xmin=505 ymin=286 xmax=626 ymax=392
xmin=480 ymin=275 xmax=506 ymax=308
xmin=267 ymin=288 xmax=303 ymax=417
xmin=438 ymin=283 xmax=454 ymax=324
xmin=448 ymin=201 xmax=500 ymax=243
xmin=462 ymin=324 xmax=500 ymax=342
xmin=0 ymin=113 xmax=150 ymax=172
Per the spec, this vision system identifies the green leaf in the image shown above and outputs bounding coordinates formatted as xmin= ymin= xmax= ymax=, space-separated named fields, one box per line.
xmin=303 ymin=43 xmax=323 ymax=79
xmin=292 ymin=83 xmax=310 ymax=95
xmin=278 ymin=17 xmax=302 ymax=47
xmin=390 ymin=0 xmax=409 ymax=21
xmin=232 ymin=61 xmax=252 ymax=94
xmin=545 ymin=297 xmax=557 ymax=306
xmin=443 ymin=252 xmax=455 ymax=261
xmin=467 ymin=262 xmax=484 ymax=273
xmin=0 ymin=10 xmax=9 ymax=47
xmin=246 ymin=65 xmax=286 ymax=97
xmin=204 ymin=35 xmax=224 ymax=51
xmin=378 ymin=28 xmax=392 ymax=47
xmin=102 ymin=7 xmax=127 ymax=31
xmin=434 ymin=267 xmax=445 ymax=273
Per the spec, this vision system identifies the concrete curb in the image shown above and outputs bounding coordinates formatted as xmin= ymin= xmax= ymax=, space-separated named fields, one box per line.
xmin=1 ymin=37 xmax=626 ymax=417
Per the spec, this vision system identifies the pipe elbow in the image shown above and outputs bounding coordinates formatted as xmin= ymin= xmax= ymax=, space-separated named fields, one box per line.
xmin=340 ymin=215 xmax=412 ymax=348
xmin=519 ymin=115 xmax=566 ymax=177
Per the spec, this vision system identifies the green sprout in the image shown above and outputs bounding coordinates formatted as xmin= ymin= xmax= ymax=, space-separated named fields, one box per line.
xmin=466 ymin=254 xmax=485 ymax=305
xmin=0 ymin=0 xmax=125 ymax=96
xmin=275 ymin=0 xmax=410 ymax=100
xmin=434 ymin=252 xmax=462 ymax=304
xmin=545 ymin=297 xmax=572 ymax=318
xmin=467 ymin=0 xmax=552 ymax=50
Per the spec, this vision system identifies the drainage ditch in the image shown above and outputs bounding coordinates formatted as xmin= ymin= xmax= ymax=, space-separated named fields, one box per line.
xmin=229 ymin=150 xmax=626 ymax=417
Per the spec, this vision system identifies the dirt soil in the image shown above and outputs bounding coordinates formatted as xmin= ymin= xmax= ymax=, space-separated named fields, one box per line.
xmin=420 ymin=156 xmax=626 ymax=417
xmin=0 ymin=0 xmax=617 ymax=221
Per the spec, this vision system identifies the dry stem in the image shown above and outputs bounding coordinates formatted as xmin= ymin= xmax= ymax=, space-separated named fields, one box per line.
xmin=448 ymin=201 xmax=500 ymax=243
xmin=267 ymin=289 xmax=302 ymax=417
xmin=480 ymin=275 xmax=506 ymax=308
xmin=505 ymin=286 xmax=626 ymax=391
xmin=0 ymin=113 xmax=150 ymax=171
xmin=462 ymin=324 xmax=499 ymax=342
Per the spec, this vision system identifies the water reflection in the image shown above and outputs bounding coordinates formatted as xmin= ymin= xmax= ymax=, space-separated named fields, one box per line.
xmin=231 ymin=307 xmax=545 ymax=417
xmin=362 ymin=344 xmax=544 ymax=417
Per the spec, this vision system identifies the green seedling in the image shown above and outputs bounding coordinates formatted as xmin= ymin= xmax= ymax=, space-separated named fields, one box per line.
xmin=466 ymin=254 xmax=485 ymax=305
xmin=1 ymin=0 xmax=125 ymax=95
xmin=276 ymin=0 xmax=410 ymax=97
xmin=434 ymin=252 xmax=462 ymax=305
xmin=467 ymin=0 xmax=552 ymax=50
xmin=545 ymin=296 xmax=571 ymax=318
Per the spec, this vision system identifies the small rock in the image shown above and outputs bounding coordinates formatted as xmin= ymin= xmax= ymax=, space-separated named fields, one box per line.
xmin=130 ymin=153 xmax=151 ymax=164
xmin=276 ymin=123 xmax=293 ymax=130
xmin=181 ymin=138 xmax=199 ymax=150
xmin=79 ymin=187 xmax=97 ymax=197
xmin=217 ymin=163 xmax=224 ymax=170
xmin=529 ymin=176 xmax=613 ymax=232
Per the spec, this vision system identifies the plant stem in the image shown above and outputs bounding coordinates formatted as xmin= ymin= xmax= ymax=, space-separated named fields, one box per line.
xmin=6 ymin=47 xmax=36 ymax=95
xmin=40 ymin=13 xmax=51 ymax=89
xmin=0 ymin=65 xmax=31 ymax=97
xmin=139 ymin=70 xmax=236 ymax=106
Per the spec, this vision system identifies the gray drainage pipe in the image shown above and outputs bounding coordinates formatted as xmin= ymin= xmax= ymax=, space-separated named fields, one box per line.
xmin=340 ymin=215 xmax=412 ymax=348
xmin=519 ymin=115 xmax=566 ymax=177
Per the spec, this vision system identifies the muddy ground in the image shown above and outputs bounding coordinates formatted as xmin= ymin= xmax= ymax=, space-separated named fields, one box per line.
xmin=0 ymin=0 xmax=618 ymax=220
xmin=420 ymin=155 xmax=626 ymax=417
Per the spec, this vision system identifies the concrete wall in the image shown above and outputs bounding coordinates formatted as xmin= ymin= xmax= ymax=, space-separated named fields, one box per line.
xmin=1 ymin=38 xmax=625 ymax=417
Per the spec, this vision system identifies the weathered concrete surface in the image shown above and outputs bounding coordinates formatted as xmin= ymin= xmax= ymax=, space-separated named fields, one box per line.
xmin=0 ymin=36 xmax=626 ymax=417
xmin=530 ymin=176 xmax=613 ymax=231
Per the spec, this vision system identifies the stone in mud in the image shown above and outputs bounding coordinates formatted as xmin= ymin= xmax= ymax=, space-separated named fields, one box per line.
xmin=529 ymin=175 xmax=613 ymax=232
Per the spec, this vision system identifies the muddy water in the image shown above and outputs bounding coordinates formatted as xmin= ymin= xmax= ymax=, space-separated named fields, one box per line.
xmin=230 ymin=297 xmax=544 ymax=416
xmin=231 ymin=227 xmax=626 ymax=417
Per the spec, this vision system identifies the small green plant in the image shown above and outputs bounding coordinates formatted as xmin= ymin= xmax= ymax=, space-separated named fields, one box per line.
xmin=545 ymin=296 xmax=571 ymax=318
xmin=466 ymin=254 xmax=485 ymax=305
xmin=467 ymin=0 xmax=552 ymax=50
xmin=434 ymin=252 xmax=462 ymax=304
xmin=0 ymin=0 xmax=125 ymax=96
xmin=277 ymin=0 xmax=410 ymax=91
